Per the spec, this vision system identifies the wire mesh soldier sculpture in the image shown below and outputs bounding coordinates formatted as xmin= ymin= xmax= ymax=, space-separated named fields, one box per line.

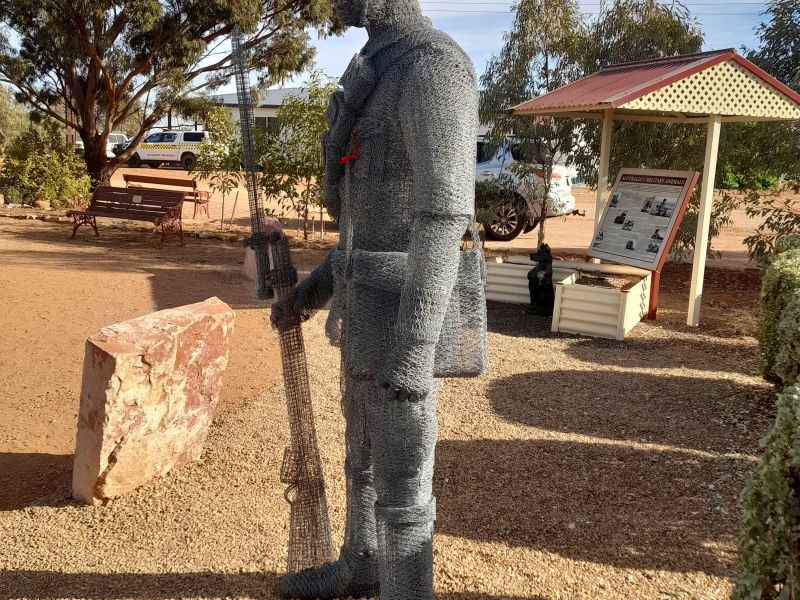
xmin=273 ymin=1 xmax=487 ymax=598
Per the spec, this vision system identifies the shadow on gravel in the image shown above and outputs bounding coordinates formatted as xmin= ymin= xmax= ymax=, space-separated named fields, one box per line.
xmin=486 ymin=301 xmax=554 ymax=338
xmin=0 ymin=571 xmax=280 ymax=599
xmin=564 ymin=337 xmax=760 ymax=376
xmin=434 ymin=438 xmax=742 ymax=576
xmin=0 ymin=570 xmax=538 ymax=599
xmin=146 ymin=268 xmax=262 ymax=312
xmin=0 ymin=453 xmax=73 ymax=511
xmin=487 ymin=370 xmax=771 ymax=454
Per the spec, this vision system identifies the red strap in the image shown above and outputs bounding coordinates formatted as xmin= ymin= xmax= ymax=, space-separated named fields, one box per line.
xmin=340 ymin=144 xmax=359 ymax=165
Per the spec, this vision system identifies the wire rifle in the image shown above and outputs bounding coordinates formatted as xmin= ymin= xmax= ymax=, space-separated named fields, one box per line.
xmin=231 ymin=26 xmax=333 ymax=573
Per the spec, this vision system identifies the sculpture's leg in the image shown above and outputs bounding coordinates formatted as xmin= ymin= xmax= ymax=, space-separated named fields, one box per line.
xmin=281 ymin=377 xmax=379 ymax=599
xmin=369 ymin=379 xmax=439 ymax=600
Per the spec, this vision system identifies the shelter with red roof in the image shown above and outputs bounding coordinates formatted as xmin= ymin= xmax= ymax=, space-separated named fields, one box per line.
xmin=510 ymin=49 xmax=800 ymax=326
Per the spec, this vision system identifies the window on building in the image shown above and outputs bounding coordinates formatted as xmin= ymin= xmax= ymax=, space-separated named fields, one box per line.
xmin=254 ymin=117 xmax=267 ymax=134
xmin=267 ymin=117 xmax=281 ymax=136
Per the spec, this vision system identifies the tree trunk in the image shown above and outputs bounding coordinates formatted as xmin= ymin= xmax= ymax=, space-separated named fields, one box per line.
xmin=83 ymin=140 xmax=117 ymax=187
xmin=538 ymin=218 xmax=546 ymax=247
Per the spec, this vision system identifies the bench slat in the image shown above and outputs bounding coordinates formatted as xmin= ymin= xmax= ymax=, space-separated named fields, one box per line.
xmin=122 ymin=174 xmax=198 ymax=190
xmin=93 ymin=199 xmax=178 ymax=210
xmin=84 ymin=209 xmax=169 ymax=219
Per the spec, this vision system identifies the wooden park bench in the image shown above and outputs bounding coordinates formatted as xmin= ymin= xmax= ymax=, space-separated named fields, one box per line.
xmin=67 ymin=186 xmax=185 ymax=246
xmin=122 ymin=173 xmax=211 ymax=219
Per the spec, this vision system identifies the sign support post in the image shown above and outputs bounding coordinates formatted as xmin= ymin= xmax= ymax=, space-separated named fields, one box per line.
xmin=687 ymin=114 xmax=722 ymax=327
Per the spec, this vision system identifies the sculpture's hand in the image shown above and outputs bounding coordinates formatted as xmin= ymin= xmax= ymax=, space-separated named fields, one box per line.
xmin=270 ymin=263 xmax=333 ymax=329
xmin=269 ymin=290 xmax=297 ymax=330
xmin=377 ymin=340 xmax=437 ymax=401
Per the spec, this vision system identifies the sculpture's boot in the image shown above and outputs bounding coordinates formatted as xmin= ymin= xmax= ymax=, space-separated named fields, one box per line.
xmin=281 ymin=380 xmax=380 ymax=599
xmin=280 ymin=462 xmax=379 ymax=599
xmin=375 ymin=498 xmax=437 ymax=600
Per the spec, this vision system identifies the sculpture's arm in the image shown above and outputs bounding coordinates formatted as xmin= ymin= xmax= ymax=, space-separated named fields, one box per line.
xmin=378 ymin=47 xmax=479 ymax=398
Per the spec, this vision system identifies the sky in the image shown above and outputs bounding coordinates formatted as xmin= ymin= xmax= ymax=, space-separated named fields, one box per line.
xmin=270 ymin=0 xmax=769 ymax=89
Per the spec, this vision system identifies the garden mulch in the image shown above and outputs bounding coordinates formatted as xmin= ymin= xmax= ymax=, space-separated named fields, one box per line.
xmin=0 ymin=217 xmax=776 ymax=599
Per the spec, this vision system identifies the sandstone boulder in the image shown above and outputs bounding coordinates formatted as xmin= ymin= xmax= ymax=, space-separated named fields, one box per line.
xmin=72 ymin=297 xmax=235 ymax=504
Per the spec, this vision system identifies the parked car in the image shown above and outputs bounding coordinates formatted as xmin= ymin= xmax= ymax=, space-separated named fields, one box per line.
xmin=127 ymin=130 xmax=209 ymax=170
xmin=112 ymin=136 xmax=131 ymax=156
xmin=74 ymin=132 xmax=130 ymax=159
xmin=476 ymin=139 xmax=581 ymax=241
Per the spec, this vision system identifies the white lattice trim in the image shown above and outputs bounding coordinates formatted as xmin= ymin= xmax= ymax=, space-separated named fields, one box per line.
xmin=621 ymin=60 xmax=800 ymax=119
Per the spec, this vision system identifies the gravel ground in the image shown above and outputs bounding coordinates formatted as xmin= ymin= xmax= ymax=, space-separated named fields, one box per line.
xmin=0 ymin=218 xmax=778 ymax=599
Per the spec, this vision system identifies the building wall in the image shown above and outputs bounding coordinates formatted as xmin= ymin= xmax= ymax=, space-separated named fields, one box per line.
xmin=227 ymin=106 xmax=281 ymax=136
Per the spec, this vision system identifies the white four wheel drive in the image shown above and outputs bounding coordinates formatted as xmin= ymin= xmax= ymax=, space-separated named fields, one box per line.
xmin=74 ymin=132 xmax=130 ymax=159
xmin=127 ymin=130 xmax=209 ymax=171
xmin=476 ymin=140 xmax=580 ymax=241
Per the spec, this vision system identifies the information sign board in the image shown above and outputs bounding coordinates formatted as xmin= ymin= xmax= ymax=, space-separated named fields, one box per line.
xmin=588 ymin=168 xmax=699 ymax=270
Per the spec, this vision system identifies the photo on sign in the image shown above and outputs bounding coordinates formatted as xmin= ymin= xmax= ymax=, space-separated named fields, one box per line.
xmin=651 ymin=227 xmax=665 ymax=241
xmin=646 ymin=242 xmax=661 ymax=254
xmin=613 ymin=210 xmax=627 ymax=225
xmin=622 ymin=219 xmax=635 ymax=231
xmin=625 ymin=239 xmax=637 ymax=251
xmin=609 ymin=192 xmax=621 ymax=208
xmin=641 ymin=195 xmax=655 ymax=213
xmin=650 ymin=196 xmax=678 ymax=218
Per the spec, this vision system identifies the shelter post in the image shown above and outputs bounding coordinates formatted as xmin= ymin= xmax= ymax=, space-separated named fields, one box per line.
xmin=687 ymin=114 xmax=722 ymax=327
xmin=596 ymin=109 xmax=614 ymax=225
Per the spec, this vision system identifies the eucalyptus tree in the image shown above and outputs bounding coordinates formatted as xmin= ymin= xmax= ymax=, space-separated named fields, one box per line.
xmin=574 ymin=0 xmax=704 ymax=190
xmin=479 ymin=0 xmax=586 ymax=244
xmin=0 ymin=0 xmax=336 ymax=184
xmin=0 ymin=85 xmax=28 ymax=151
xmin=739 ymin=0 xmax=800 ymax=262
xmin=751 ymin=0 xmax=800 ymax=93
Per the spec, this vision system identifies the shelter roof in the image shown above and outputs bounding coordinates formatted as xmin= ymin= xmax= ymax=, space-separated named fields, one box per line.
xmin=510 ymin=49 xmax=800 ymax=123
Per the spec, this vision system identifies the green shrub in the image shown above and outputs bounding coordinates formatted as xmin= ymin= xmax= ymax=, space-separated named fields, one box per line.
xmin=5 ymin=119 xmax=66 ymax=161
xmin=774 ymin=293 xmax=800 ymax=388
xmin=745 ymin=187 xmax=800 ymax=265
xmin=0 ymin=147 xmax=90 ymax=208
xmin=758 ymin=248 xmax=800 ymax=384
xmin=717 ymin=164 xmax=779 ymax=191
xmin=775 ymin=235 xmax=800 ymax=256
xmin=719 ymin=166 xmax=744 ymax=190
xmin=731 ymin=384 xmax=800 ymax=600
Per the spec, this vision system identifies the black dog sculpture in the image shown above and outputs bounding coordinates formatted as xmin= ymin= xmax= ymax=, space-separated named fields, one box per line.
xmin=527 ymin=243 xmax=555 ymax=316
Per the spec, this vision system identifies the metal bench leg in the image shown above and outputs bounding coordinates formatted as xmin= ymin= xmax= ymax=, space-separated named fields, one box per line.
xmin=156 ymin=211 xmax=182 ymax=247
xmin=71 ymin=214 xmax=97 ymax=239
